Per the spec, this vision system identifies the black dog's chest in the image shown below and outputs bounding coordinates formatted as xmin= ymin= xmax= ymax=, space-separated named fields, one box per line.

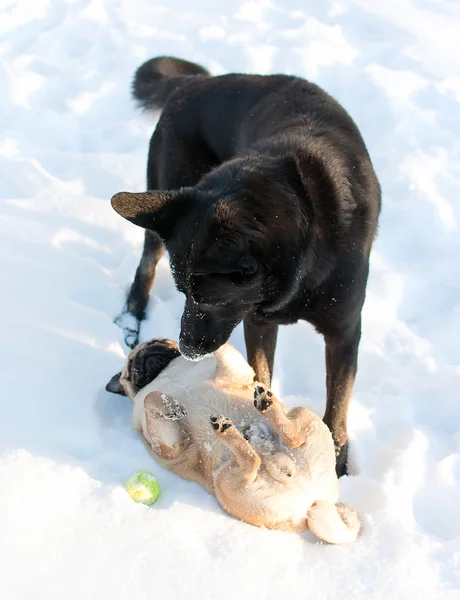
xmin=254 ymin=273 xmax=363 ymax=337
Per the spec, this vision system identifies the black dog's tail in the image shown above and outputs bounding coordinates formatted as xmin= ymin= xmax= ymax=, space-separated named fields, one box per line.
xmin=132 ymin=56 xmax=210 ymax=111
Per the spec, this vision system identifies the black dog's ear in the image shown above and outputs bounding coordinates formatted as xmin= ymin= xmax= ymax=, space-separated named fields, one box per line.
xmin=277 ymin=155 xmax=310 ymax=202
xmin=105 ymin=372 xmax=126 ymax=396
xmin=111 ymin=190 xmax=190 ymax=240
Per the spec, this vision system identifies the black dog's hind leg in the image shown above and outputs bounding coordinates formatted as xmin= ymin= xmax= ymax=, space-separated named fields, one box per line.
xmin=323 ymin=320 xmax=361 ymax=478
xmin=115 ymin=231 xmax=165 ymax=348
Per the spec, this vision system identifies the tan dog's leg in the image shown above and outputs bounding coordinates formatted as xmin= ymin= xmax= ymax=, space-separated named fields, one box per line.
xmin=253 ymin=383 xmax=320 ymax=448
xmin=306 ymin=501 xmax=361 ymax=544
xmin=210 ymin=416 xmax=261 ymax=483
xmin=143 ymin=392 xmax=188 ymax=460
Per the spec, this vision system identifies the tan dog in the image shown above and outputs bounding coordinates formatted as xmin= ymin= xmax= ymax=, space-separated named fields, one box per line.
xmin=108 ymin=339 xmax=361 ymax=543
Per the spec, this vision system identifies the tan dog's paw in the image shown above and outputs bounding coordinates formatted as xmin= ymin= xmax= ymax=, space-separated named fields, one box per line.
xmin=210 ymin=416 xmax=233 ymax=434
xmin=145 ymin=392 xmax=187 ymax=421
xmin=160 ymin=395 xmax=187 ymax=421
xmin=253 ymin=384 xmax=274 ymax=413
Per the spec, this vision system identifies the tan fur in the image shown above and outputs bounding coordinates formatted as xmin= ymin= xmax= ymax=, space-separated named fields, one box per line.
xmin=122 ymin=342 xmax=361 ymax=543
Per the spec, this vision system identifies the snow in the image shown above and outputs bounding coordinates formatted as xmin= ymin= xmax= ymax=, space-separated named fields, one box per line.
xmin=1 ymin=0 xmax=460 ymax=597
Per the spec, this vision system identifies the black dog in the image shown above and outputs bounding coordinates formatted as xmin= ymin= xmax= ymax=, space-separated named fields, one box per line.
xmin=111 ymin=56 xmax=381 ymax=476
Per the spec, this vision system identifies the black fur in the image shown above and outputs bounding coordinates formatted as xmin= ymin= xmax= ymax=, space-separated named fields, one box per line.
xmin=111 ymin=56 xmax=381 ymax=475
xmin=106 ymin=372 xmax=124 ymax=395
xmin=133 ymin=56 xmax=209 ymax=111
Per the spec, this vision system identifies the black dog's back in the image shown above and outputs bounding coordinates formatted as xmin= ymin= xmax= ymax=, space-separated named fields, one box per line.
xmin=133 ymin=56 xmax=371 ymax=166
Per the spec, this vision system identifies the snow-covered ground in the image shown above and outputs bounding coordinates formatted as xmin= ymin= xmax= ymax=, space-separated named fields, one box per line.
xmin=1 ymin=0 xmax=460 ymax=597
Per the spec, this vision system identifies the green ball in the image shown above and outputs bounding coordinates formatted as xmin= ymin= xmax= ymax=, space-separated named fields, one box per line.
xmin=125 ymin=470 xmax=161 ymax=505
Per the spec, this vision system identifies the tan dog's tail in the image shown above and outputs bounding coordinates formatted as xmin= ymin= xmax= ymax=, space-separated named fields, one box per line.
xmin=307 ymin=502 xmax=361 ymax=544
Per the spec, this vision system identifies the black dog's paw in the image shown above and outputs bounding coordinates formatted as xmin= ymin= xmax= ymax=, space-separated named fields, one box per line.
xmin=210 ymin=416 xmax=233 ymax=433
xmin=253 ymin=383 xmax=274 ymax=413
xmin=335 ymin=442 xmax=349 ymax=478
xmin=114 ymin=312 xmax=140 ymax=349
xmin=124 ymin=330 xmax=140 ymax=349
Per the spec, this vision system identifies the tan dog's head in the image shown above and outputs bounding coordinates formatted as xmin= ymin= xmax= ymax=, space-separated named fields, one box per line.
xmin=106 ymin=338 xmax=180 ymax=398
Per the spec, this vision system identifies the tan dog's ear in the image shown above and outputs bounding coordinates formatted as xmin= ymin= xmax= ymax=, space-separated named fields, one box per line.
xmin=106 ymin=372 xmax=126 ymax=396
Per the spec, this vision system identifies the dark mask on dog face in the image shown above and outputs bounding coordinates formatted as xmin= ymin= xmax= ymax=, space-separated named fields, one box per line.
xmin=106 ymin=339 xmax=180 ymax=396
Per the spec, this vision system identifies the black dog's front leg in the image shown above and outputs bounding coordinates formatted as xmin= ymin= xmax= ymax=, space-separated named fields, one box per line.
xmin=244 ymin=317 xmax=278 ymax=386
xmin=115 ymin=231 xmax=165 ymax=348
xmin=323 ymin=321 xmax=361 ymax=477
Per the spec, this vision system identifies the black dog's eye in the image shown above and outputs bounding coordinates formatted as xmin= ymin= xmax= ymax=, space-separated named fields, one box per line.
xmin=204 ymin=269 xmax=257 ymax=285
xmin=229 ymin=271 xmax=255 ymax=284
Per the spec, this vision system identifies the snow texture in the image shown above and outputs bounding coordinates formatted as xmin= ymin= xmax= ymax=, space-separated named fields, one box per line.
xmin=1 ymin=0 xmax=460 ymax=598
